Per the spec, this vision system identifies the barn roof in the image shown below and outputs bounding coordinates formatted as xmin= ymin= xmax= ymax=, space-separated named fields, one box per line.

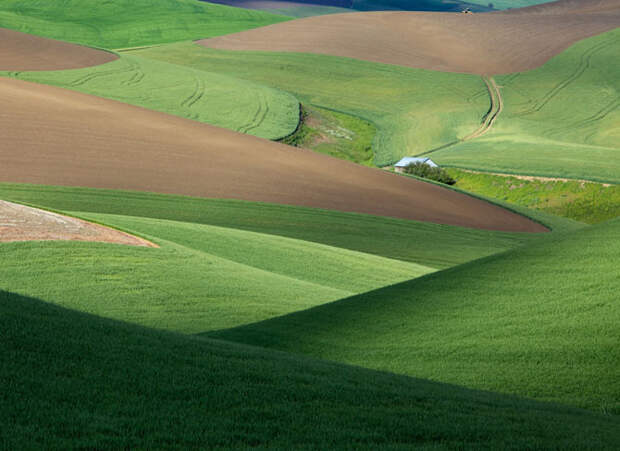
xmin=394 ymin=157 xmax=438 ymax=168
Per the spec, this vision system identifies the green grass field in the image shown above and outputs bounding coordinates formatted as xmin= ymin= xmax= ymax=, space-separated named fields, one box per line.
xmin=212 ymin=217 xmax=620 ymax=413
xmin=0 ymin=183 xmax=577 ymax=269
xmin=447 ymin=168 xmax=620 ymax=224
xmin=134 ymin=42 xmax=489 ymax=165
xmin=4 ymin=289 xmax=619 ymax=449
xmin=0 ymin=0 xmax=289 ymax=49
xmin=432 ymin=28 xmax=620 ymax=183
xmin=4 ymin=53 xmax=299 ymax=139
xmin=280 ymin=105 xmax=376 ymax=165
xmin=0 ymin=213 xmax=430 ymax=333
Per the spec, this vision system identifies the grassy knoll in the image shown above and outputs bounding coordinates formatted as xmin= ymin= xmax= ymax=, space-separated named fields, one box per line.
xmin=0 ymin=0 xmax=289 ymax=49
xmin=212 ymin=218 xmax=620 ymax=412
xmin=0 ymin=212 xmax=428 ymax=334
xmin=4 ymin=53 xmax=299 ymax=140
xmin=280 ymin=105 xmax=376 ymax=165
xmin=133 ymin=42 xmax=489 ymax=166
xmin=447 ymin=168 xmax=620 ymax=224
xmin=3 ymin=292 xmax=619 ymax=449
xmin=432 ymin=28 xmax=620 ymax=183
xmin=0 ymin=183 xmax=579 ymax=269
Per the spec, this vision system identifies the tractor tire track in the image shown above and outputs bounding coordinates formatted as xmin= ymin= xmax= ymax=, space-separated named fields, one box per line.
xmin=513 ymin=38 xmax=615 ymax=117
xmin=180 ymin=74 xmax=206 ymax=109
xmin=238 ymin=91 xmax=269 ymax=135
xmin=419 ymin=76 xmax=502 ymax=156
xmin=546 ymin=96 xmax=619 ymax=140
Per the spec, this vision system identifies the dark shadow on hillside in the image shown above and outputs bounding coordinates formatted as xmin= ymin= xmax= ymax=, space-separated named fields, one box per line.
xmin=2 ymin=288 xmax=619 ymax=448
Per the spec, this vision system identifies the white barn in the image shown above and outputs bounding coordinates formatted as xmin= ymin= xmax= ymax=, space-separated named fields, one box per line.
xmin=394 ymin=157 xmax=438 ymax=173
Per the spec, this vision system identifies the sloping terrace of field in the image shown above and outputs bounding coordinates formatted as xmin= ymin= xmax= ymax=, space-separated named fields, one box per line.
xmin=198 ymin=0 xmax=620 ymax=74
xmin=0 ymin=28 xmax=117 ymax=71
xmin=0 ymin=77 xmax=545 ymax=232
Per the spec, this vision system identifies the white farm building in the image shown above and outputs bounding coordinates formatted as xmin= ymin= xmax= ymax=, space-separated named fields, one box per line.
xmin=394 ymin=157 xmax=438 ymax=173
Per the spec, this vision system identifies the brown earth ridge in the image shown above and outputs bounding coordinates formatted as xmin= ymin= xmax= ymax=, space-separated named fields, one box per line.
xmin=0 ymin=28 xmax=117 ymax=71
xmin=0 ymin=77 xmax=546 ymax=233
xmin=198 ymin=0 xmax=620 ymax=75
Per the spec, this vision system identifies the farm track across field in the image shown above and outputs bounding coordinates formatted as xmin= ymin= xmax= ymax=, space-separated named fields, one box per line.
xmin=419 ymin=76 xmax=502 ymax=156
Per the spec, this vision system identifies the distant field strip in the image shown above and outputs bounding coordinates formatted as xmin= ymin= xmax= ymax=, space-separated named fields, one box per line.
xmin=4 ymin=53 xmax=299 ymax=139
xmin=0 ymin=0 xmax=289 ymax=49
xmin=133 ymin=42 xmax=489 ymax=166
xmin=432 ymin=28 xmax=620 ymax=183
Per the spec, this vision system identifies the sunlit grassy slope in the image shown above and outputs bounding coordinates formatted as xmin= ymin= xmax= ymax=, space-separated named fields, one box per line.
xmin=0 ymin=213 xmax=429 ymax=333
xmin=433 ymin=28 xmax=620 ymax=183
xmin=212 ymin=218 xmax=620 ymax=413
xmin=134 ymin=42 xmax=489 ymax=165
xmin=4 ymin=290 xmax=619 ymax=449
xmin=0 ymin=183 xmax=578 ymax=269
xmin=4 ymin=53 xmax=299 ymax=140
xmin=447 ymin=168 xmax=620 ymax=224
xmin=0 ymin=0 xmax=289 ymax=49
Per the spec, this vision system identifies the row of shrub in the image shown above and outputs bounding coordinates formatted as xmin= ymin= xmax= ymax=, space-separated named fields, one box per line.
xmin=403 ymin=162 xmax=456 ymax=185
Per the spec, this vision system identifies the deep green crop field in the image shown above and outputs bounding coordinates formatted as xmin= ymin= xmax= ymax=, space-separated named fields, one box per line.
xmin=0 ymin=0 xmax=289 ymax=49
xmin=4 ymin=289 xmax=620 ymax=449
xmin=134 ymin=42 xmax=489 ymax=166
xmin=213 ymin=217 xmax=620 ymax=412
xmin=433 ymin=28 xmax=620 ymax=183
xmin=1 ymin=183 xmax=617 ymax=448
xmin=4 ymin=53 xmax=299 ymax=139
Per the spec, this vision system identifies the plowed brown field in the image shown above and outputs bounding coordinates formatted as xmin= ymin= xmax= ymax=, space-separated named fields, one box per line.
xmin=0 ymin=77 xmax=546 ymax=232
xmin=0 ymin=28 xmax=117 ymax=71
xmin=198 ymin=0 xmax=620 ymax=75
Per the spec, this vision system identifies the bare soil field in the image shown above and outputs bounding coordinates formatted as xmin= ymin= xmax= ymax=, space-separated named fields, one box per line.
xmin=199 ymin=0 xmax=620 ymax=74
xmin=0 ymin=28 xmax=117 ymax=71
xmin=0 ymin=200 xmax=154 ymax=246
xmin=0 ymin=77 xmax=546 ymax=232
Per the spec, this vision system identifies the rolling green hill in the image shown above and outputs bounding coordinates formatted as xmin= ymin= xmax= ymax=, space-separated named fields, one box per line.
xmin=3 ymin=289 xmax=619 ymax=448
xmin=0 ymin=0 xmax=289 ymax=49
xmin=432 ymin=28 xmax=620 ymax=183
xmin=133 ymin=42 xmax=489 ymax=166
xmin=0 ymin=183 xmax=578 ymax=269
xmin=0 ymin=181 xmax=578 ymax=334
xmin=211 ymin=217 xmax=620 ymax=413
xmin=4 ymin=53 xmax=299 ymax=140
xmin=0 ymin=213 xmax=430 ymax=334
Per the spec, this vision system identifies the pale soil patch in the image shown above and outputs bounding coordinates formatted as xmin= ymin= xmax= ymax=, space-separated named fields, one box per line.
xmin=0 ymin=200 xmax=156 ymax=247
xmin=198 ymin=0 xmax=620 ymax=75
